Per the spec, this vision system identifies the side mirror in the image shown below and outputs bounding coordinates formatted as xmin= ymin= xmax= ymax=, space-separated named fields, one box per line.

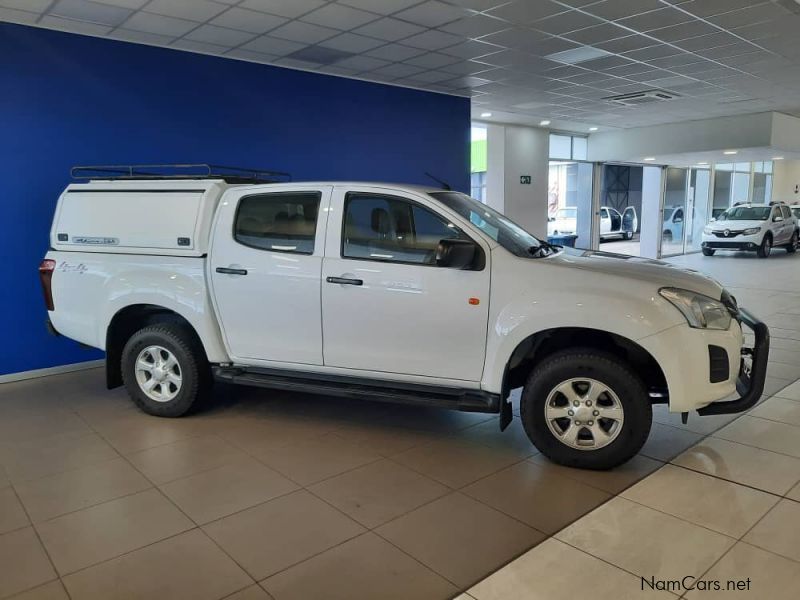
xmin=774 ymin=216 xmax=784 ymax=222
xmin=674 ymin=217 xmax=683 ymax=223
xmin=436 ymin=238 xmax=477 ymax=269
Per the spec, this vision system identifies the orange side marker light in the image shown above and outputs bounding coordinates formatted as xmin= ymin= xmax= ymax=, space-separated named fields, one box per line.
xmin=469 ymin=297 xmax=480 ymax=305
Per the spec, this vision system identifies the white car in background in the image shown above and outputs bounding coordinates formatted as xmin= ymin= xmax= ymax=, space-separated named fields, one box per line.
xmin=548 ymin=206 xmax=637 ymax=240
xmin=701 ymin=202 xmax=798 ymax=258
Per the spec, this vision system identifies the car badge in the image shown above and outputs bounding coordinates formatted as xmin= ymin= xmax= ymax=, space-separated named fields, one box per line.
xmin=723 ymin=229 xmax=730 ymax=237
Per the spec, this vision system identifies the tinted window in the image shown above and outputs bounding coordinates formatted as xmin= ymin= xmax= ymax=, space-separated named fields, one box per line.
xmin=343 ymin=194 xmax=463 ymax=265
xmin=781 ymin=205 xmax=792 ymax=219
xmin=718 ymin=206 xmax=771 ymax=221
xmin=235 ymin=192 xmax=320 ymax=254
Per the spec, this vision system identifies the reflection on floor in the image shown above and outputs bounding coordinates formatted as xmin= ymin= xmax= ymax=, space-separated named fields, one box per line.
xmin=600 ymin=233 xmax=640 ymax=256
xmin=1 ymin=253 xmax=799 ymax=599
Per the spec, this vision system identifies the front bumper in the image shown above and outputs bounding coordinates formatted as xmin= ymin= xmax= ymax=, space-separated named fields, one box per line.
xmin=701 ymin=232 xmax=762 ymax=251
xmin=697 ymin=308 xmax=769 ymax=415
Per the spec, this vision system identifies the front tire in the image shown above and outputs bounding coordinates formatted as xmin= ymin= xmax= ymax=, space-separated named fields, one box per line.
xmin=520 ymin=349 xmax=651 ymax=470
xmin=702 ymin=247 xmax=715 ymax=256
xmin=757 ymin=234 xmax=772 ymax=258
xmin=121 ymin=324 xmax=209 ymax=417
xmin=786 ymin=231 xmax=798 ymax=253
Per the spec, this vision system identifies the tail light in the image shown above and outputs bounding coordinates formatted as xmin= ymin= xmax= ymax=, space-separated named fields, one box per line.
xmin=39 ymin=259 xmax=56 ymax=311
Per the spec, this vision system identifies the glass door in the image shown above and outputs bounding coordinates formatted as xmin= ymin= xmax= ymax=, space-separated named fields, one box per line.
xmin=547 ymin=161 xmax=594 ymax=249
xmin=685 ymin=166 xmax=711 ymax=254
xmin=661 ymin=167 xmax=689 ymax=257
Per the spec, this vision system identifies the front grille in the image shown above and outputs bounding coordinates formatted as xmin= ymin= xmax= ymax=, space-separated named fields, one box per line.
xmin=709 ymin=345 xmax=730 ymax=383
xmin=712 ymin=230 xmax=744 ymax=238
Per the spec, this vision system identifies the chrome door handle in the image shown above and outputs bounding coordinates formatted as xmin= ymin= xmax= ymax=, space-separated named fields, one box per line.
xmin=326 ymin=276 xmax=363 ymax=286
xmin=216 ymin=267 xmax=248 ymax=275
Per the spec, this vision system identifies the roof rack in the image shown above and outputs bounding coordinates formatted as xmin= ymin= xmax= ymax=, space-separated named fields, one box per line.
xmin=70 ymin=164 xmax=291 ymax=184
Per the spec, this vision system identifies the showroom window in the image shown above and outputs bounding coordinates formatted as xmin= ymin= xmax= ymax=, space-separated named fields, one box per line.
xmin=234 ymin=192 xmax=320 ymax=254
xmin=712 ymin=161 xmax=773 ymax=216
xmin=471 ymin=125 xmax=487 ymax=203
xmin=549 ymin=133 xmax=588 ymax=160
xmin=342 ymin=193 xmax=464 ymax=265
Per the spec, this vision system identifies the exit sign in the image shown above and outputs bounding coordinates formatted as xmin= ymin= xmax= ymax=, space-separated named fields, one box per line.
xmin=520 ymin=175 xmax=531 ymax=184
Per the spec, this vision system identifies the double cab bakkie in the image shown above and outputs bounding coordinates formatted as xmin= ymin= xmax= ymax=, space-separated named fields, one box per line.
xmin=41 ymin=164 xmax=770 ymax=470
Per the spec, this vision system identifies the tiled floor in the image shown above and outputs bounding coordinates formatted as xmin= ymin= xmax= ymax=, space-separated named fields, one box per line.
xmin=1 ymin=252 xmax=799 ymax=599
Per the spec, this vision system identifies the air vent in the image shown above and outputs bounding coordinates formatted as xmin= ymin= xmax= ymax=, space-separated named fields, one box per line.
xmin=603 ymin=89 xmax=679 ymax=106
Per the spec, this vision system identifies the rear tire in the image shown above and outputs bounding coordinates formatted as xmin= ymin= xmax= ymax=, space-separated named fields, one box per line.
xmin=702 ymin=247 xmax=715 ymax=256
xmin=786 ymin=231 xmax=798 ymax=253
xmin=520 ymin=349 xmax=651 ymax=470
xmin=757 ymin=234 xmax=772 ymax=258
xmin=121 ymin=323 xmax=209 ymax=417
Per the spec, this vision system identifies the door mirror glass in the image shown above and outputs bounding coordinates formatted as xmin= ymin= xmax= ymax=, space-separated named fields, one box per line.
xmin=774 ymin=215 xmax=784 ymax=222
xmin=435 ymin=239 xmax=477 ymax=269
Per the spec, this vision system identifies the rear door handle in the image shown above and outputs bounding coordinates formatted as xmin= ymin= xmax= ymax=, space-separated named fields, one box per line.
xmin=216 ymin=267 xmax=248 ymax=276
xmin=326 ymin=276 xmax=363 ymax=286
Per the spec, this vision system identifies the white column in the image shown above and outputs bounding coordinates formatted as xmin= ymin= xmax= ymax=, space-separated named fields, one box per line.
xmin=485 ymin=124 xmax=505 ymax=214
xmin=640 ymin=165 xmax=664 ymax=259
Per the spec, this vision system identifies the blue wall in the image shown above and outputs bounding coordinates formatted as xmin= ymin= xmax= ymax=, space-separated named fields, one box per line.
xmin=0 ymin=22 xmax=470 ymax=377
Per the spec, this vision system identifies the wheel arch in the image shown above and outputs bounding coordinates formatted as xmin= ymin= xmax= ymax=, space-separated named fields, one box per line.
xmin=503 ymin=327 xmax=668 ymax=401
xmin=105 ymin=304 xmax=208 ymax=389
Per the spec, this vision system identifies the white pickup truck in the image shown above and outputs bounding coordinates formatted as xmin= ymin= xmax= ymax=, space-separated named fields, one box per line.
xmin=41 ymin=165 xmax=769 ymax=470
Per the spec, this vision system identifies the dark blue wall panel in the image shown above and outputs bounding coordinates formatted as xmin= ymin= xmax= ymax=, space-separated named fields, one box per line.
xmin=0 ymin=23 xmax=470 ymax=376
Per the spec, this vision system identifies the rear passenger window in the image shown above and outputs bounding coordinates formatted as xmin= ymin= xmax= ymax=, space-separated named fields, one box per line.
xmin=342 ymin=193 xmax=464 ymax=265
xmin=781 ymin=205 xmax=792 ymax=220
xmin=234 ymin=192 xmax=321 ymax=254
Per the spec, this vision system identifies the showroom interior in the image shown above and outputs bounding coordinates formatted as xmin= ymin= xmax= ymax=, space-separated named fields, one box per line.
xmin=3 ymin=0 xmax=800 ymax=599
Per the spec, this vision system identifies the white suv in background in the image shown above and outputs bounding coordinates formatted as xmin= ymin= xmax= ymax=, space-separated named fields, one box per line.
xmin=701 ymin=202 xmax=798 ymax=258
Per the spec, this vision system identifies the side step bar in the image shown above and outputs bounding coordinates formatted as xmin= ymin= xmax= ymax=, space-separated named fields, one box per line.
xmin=213 ymin=366 xmax=501 ymax=414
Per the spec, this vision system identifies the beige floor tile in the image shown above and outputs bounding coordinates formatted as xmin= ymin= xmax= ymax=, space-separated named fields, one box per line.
xmin=9 ymin=580 xmax=70 ymax=600
xmin=0 ymin=486 xmax=29 ymax=534
xmin=0 ymin=527 xmax=57 ymax=598
xmin=743 ymin=499 xmax=800 ymax=562
xmin=621 ymin=465 xmax=778 ymax=537
xmin=376 ymin=492 xmax=545 ymax=588
xmin=750 ymin=396 xmax=800 ymax=427
xmin=203 ymin=489 xmax=364 ymax=580
xmin=672 ymin=437 xmax=800 ymax=495
xmin=15 ymin=457 xmax=151 ymax=522
xmin=639 ymin=423 xmax=704 ymax=462
xmin=529 ymin=453 xmax=662 ymax=494
xmin=767 ymin=362 xmax=799 ymax=380
xmin=36 ymin=488 xmax=194 ymax=575
xmin=262 ymin=532 xmax=457 ymax=600
xmin=226 ymin=585 xmax=273 ymax=600
xmin=457 ymin=418 xmax=539 ymax=460
xmin=0 ymin=412 xmax=90 ymax=445
xmin=62 ymin=529 xmax=252 ymax=600
xmin=788 ymin=482 xmax=800 ymax=500
xmin=774 ymin=379 xmax=800 ymax=401
xmin=652 ymin=404 xmax=738 ymax=435
xmin=218 ymin=418 xmax=335 ymax=457
xmin=462 ymin=461 xmax=611 ymax=534
xmin=714 ymin=416 xmax=800 ymax=458
xmin=255 ymin=432 xmax=382 ymax=486
xmin=0 ymin=465 xmax=9 ymax=489
xmin=685 ymin=542 xmax=800 ymax=599
xmin=331 ymin=424 xmax=439 ymax=456
xmin=0 ymin=431 xmax=119 ymax=483
xmin=96 ymin=414 xmax=213 ymax=455
xmin=468 ymin=538 xmax=675 ymax=600
xmin=309 ymin=459 xmax=449 ymax=528
xmin=392 ymin=438 xmax=523 ymax=489
xmin=160 ymin=457 xmax=298 ymax=524
xmin=556 ymin=496 xmax=734 ymax=580
xmin=127 ymin=435 xmax=249 ymax=484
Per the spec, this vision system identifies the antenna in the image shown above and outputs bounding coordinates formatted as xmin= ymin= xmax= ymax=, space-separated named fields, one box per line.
xmin=424 ymin=172 xmax=451 ymax=191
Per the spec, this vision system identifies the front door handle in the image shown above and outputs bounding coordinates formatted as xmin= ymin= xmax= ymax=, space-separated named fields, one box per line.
xmin=326 ymin=276 xmax=363 ymax=286
xmin=216 ymin=267 xmax=248 ymax=276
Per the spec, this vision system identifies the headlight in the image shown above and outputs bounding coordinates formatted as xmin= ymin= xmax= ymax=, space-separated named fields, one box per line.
xmin=703 ymin=226 xmax=713 ymax=234
xmin=742 ymin=227 xmax=761 ymax=235
xmin=659 ymin=287 xmax=732 ymax=330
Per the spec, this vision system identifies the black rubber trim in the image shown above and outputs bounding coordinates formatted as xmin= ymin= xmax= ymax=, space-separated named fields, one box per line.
xmin=698 ymin=308 xmax=770 ymax=415
xmin=213 ymin=366 xmax=500 ymax=413
xmin=708 ymin=345 xmax=729 ymax=383
xmin=45 ymin=318 xmax=60 ymax=337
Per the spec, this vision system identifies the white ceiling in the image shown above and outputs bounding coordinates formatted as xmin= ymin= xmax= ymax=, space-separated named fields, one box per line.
xmin=4 ymin=0 xmax=800 ymax=133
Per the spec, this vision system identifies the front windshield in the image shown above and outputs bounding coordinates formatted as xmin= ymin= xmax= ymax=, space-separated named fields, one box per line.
xmin=718 ymin=206 xmax=771 ymax=221
xmin=792 ymin=207 xmax=800 ymax=219
xmin=430 ymin=191 xmax=550 ymax=258
xmin=557 ymin=208 xmax=577 ymax=219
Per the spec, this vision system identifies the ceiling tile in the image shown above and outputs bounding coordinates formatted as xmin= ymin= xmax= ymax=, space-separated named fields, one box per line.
xmin=170 ymin=38 xmax=229 ymax=54
xmin=369 ymin=62 xmax=426 ymax=78
xmin=334 ymin=54 xmax=391 ymax=71
xmin=1 ymin=0 xmax=58 ymax=11
xmin=679 ymin=0 xmax=761 ymax=18
xmin=439 ymin=60 xmax=496 ymax=75
xmin=353 ymin=16 xmax=425 ymax=41
xmin=365 ymin=43 xmax=426 ymax=60
xmin=122 ymin=11 xmax=197 ymax=36
xmin=240 ymin=35 xmax=306 ymax=56
xmin=439 ymin=39 xmax=502 ymax=59
xmin=487 ymin=0 xmax=567 ymax=24
xmin=595 ymin=34 xmax=658 ymax=53
xmin=210 ymin=8 xmax=287 ymax=34
xmin=90 ymin=0 xmax=148 ymax=7
xmin=564 ymin=22 xmax=629 ymax=45
xmin=339 ymin=0 xmax=422 ymax=14
xmin=404 ymin=69 xmax=456 ymax=83
xmin=675 ymin=31 xmax=741 ymax=51
xmin=109 ymin=27 xmax=175 ymax=44
xmin=616 ymin=7 xmax=694 ymax=32
xmin=302 ymin=3 xmax=380 ymax=30
xmin=319 ymin=32 xmax=386 ymax=53
xmin=404 ymin=51 xmax=461 ymax=68
xmin=269 ymin=20 xmax=339 ymax=44
xmin=401 ymin=28 xmax=462 ymax=50
xmin=708 ymin=3 xmax=790 ymax=28
xmin=649 ymin=20 xmax=719 ymax=42
xmin=144 ymin=0 xmax=226 ymax=22
xmin=583 ymin=0 xmax=664 ymax=21
xmin=478 ymin=27 xmax=550 ymax=50
xmin=49 ymin=0 xmax=132 ymax=26
xmin=394 ymin=1 xmax=468 ymax=27
xmin=185 ymin=24 xmax=254 ymax=47
xmin=533 ymin=10 xmax=604 ymax=34
xmin=224 ymin=48 xmax=279 ymax=63
xmin=40 ymin=14 xmax=113 ymax=34
xmin=272 ymin=56 xmax=322 ymax=69
xmin=240 ymin=0 xmax=326 ymax=19
xmin=0 ymin=7 xmax=39 ymax=24
xmin=439 ymin=14 xmax=509 ymax=37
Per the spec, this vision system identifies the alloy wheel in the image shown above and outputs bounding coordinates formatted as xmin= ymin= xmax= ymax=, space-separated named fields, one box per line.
xmin=544 ymin=378 xmax=625 ymax=450
xmin=134 ymin=345 xmax=182 ymax=402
